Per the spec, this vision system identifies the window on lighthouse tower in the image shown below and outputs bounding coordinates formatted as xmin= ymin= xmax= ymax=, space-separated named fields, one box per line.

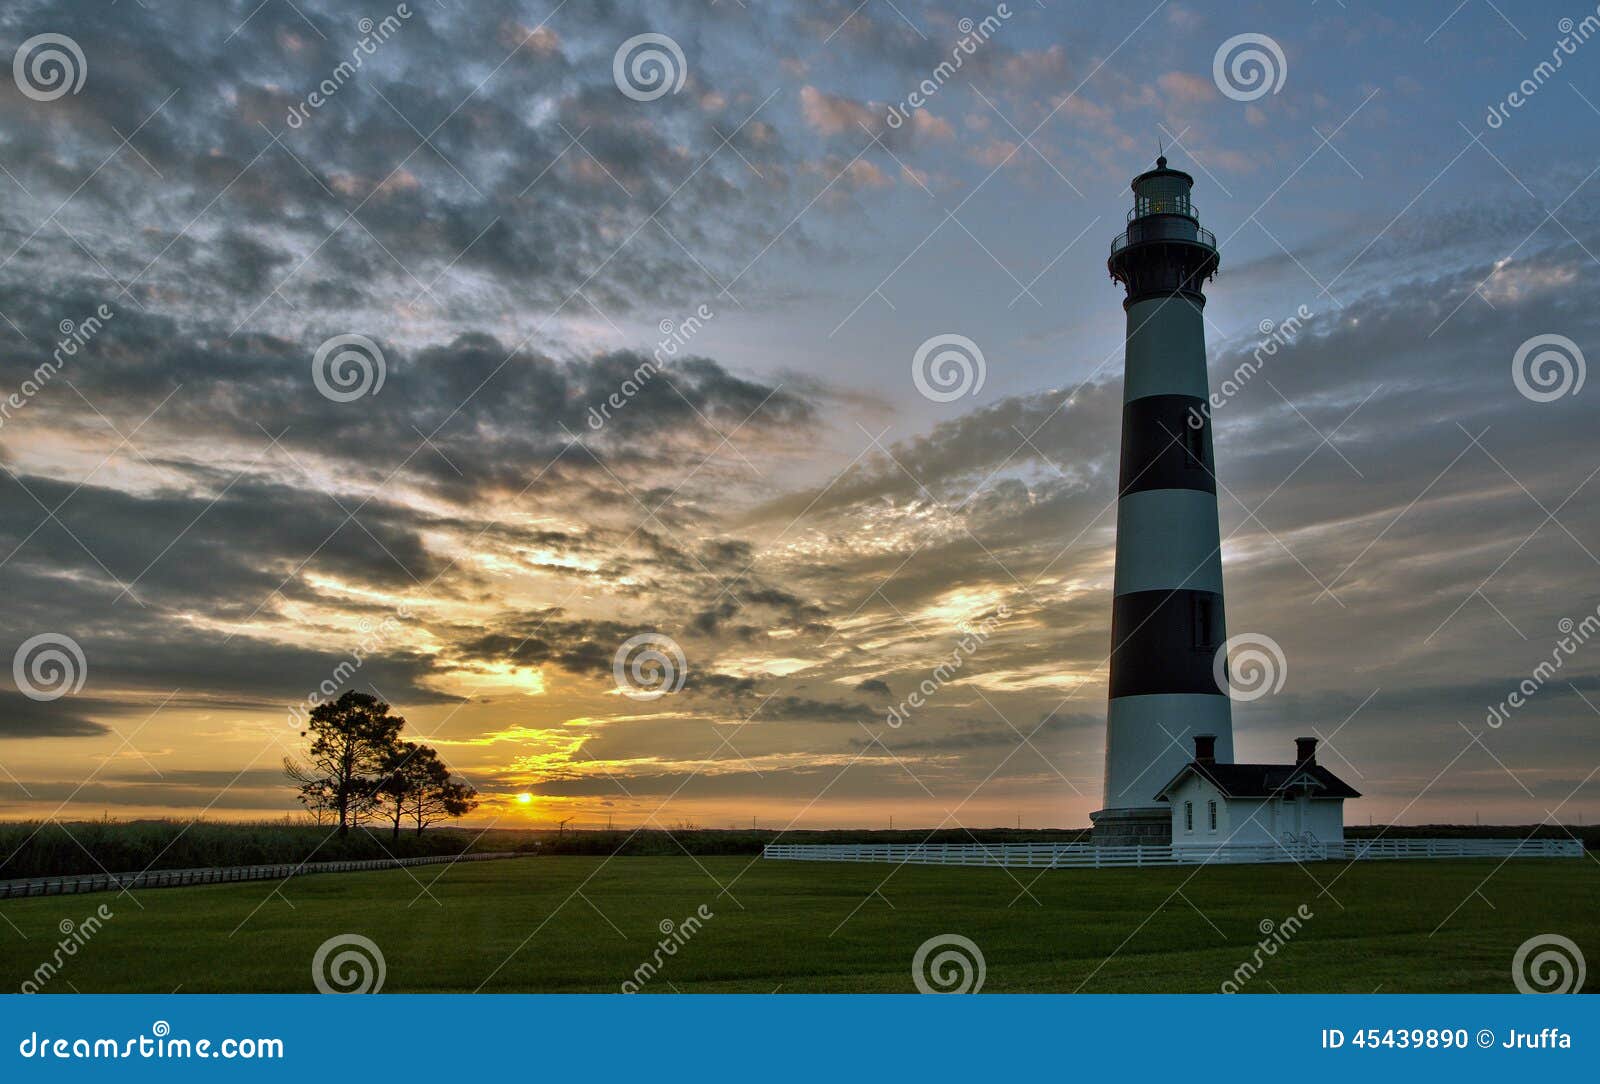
xmin=1183 ymin=421 xmax=1205 ymax=469
xmin=1192 ymin=596 xmax=1218 ymax=652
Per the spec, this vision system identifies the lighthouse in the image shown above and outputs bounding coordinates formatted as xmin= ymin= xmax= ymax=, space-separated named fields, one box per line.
xmin=1092 ymin=157 xmax=1234 ymax=847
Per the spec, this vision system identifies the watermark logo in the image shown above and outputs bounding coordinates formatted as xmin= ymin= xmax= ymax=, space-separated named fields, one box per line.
xmin=613 ymin=633 xmax=687 ymax=700
xmin=613 ymin=33 xmax=686 ymax=102
xmin=0 ymin=303 xmax=115 ymax=432
xmin=620 ymin=905 xmax=714 ymax=992
xmin=312 ymin=933 xmax=386 ymax=993
xmin=13 ymin=633 xmax=87 ymax=702
xmin=912 ymin=933 xmax=986 ymax=993
xmin=1512 ymin=933 xmax=1585 ymax=994
xmin=884 ymin=5 xmax=1012 ymax=130
xmin=1212 ymin=33 xmax=1286 ymax=102
xmin=1484 ymin=13 xmax=1600 ymax=129
xmin=885 ymin=604 xmax=1009 ymax=727
xmin=286 ymin=604 xmax=413 ymax=730
xmin=17 ymin=1020 xmax=283 ymax=1059
xmin=1485 ymin=611 xmax=1600 ymax=728
xmin=586 ymin=303 xmax=715 ymax=431
xmin=312 ymin=334 xmax=387 ymax=402
xmin=1512 ymin=333 xmax=1584 ymax=402
xmin=1220 ymin=905 xmax=1313 ymax=992
xmin=18 ymin=904 xmax=114 ymax=993
xmin=13 ymin=33 xmax=86 ymax=102
xmin=1213 ymin=632 xmax=1287 ymax=702
xmin=285 ymin=4 xmax=413 ymax=129
xmin=1189 ymin=305 xmax=1312 ymax=428
xmin=912 ymin=333 xmax=986 ymax=403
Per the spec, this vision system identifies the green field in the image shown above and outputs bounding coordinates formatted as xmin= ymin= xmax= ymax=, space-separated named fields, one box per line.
xmin=2 ymin=856 xmax=1595 ymax=993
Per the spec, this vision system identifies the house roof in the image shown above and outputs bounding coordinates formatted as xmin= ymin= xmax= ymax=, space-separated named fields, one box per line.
xmin=1154 ymin=760 xmax=1361 ymax=802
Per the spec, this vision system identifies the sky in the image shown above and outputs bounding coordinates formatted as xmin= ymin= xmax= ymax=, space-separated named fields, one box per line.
xmin=1 ymin=0 xmax=1598 ymax=831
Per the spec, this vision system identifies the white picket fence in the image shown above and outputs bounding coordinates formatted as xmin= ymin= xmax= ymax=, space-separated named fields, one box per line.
xmin=761 ymin=837 xmax=1583 ymax=869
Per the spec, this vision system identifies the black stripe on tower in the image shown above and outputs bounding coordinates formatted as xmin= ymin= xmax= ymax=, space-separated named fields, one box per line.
xmin=1118 ymin=394 xmax=1214 ymax=496
xmin=1109 ymin=589 xmax=1227 ymax=698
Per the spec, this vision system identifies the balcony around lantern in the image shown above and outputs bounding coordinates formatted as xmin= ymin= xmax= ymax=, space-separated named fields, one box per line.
xmin=1110 ymin=215 xmax=1217 ymax=258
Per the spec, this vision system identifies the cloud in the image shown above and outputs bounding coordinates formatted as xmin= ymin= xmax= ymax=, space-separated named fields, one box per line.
xmin=799 ymin=85 xmax=877 ymax=135
xmin=1157 ymin=71 xmax=1215 ymax=103
xmin=0 ymin=692 xmax=113 ymax=739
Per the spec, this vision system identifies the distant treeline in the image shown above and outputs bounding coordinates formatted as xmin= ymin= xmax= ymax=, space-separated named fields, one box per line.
xmin=0 ymin=823 xmax=1090 ymax=875
xmin=0 ymin=819 xmax=519 ymax=881
xmin=532 ymin=827 xmax=1092 ymax=857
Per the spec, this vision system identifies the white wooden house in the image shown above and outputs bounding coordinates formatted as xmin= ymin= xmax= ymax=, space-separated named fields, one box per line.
xmin=1154 ymin=735 xmax=1358 ymax=849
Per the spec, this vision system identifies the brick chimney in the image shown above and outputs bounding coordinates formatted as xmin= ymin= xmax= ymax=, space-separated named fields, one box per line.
xmin=1295 ymin=736 xmax=1318 ymax=766
xmin=1193 ymin=733 xmax=1217 ymax=765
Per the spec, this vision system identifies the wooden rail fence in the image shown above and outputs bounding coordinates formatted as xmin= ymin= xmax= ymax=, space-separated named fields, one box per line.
xmin=0 ymin=851 xmax=524 ymax=899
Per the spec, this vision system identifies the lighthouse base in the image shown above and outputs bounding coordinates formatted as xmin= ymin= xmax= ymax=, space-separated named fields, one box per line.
xmin=1090 ymin=806 xmax=1171 ymax=848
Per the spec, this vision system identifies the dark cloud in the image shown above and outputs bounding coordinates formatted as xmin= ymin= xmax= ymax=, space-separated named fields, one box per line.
xmin=0 ymin=692 xmax=113 ymax=738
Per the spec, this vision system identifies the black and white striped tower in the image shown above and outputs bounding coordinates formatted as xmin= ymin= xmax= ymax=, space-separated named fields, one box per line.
xmin=1091 ymin=156 xmax=1233 ymax=846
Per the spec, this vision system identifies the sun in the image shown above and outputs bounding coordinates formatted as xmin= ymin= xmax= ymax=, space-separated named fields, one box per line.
xmin=515 ymin=793 xmax=533 ymax=805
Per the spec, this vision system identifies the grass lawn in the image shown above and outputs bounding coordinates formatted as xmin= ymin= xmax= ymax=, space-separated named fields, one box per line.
xmin=2 ymin=855 xmax=1594 ymax=993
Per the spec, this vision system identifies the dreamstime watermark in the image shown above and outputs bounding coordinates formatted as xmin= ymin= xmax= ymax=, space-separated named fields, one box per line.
xmin=1188 ymin=305 xmax=1313 ymax=429
xmin=311 ymin=933 xmax=386 ymax=993
xmin=884 ymin=6 xmax=1012 ymax=130
xmin=911 ymin=333 xmax=986 ymax=403
xmin=1212 ymin=33 xmax=1287 ymax=102
xmin=18 ymin=904 xmax=114 ymax=993
xmin=1220 ymin=905 xmax=1314 ymax=992
xmin=620 ymin=905 xmax=714 ymax=992
xmin=1485 ymin=11 xmax=1600 ymax=129
xmin=911 ymin=933 xmax=986 ymax=993
xmin=885 ymin=604 xmax=1009 ymax=727
xmin=12 ymin=633 xmax=88 ymax=702
xmin=1511 ymin=933 xmax=1586 ymax=993
xmin=17 ymin=1022 xmax=284 ymax=1060
xmin=1485 ymin=611 xmax=1600 ymax=728
xmin=285 ymin=5 xmax=413 ymax=129
xmin=1512 ymin=333 xmax=1585 ymax=402
xmin=286 ymin=605 xmax=413 ymax=729
xmin=0 ymin=303 xmax=116 ymax=432
xmin=613 ymin=633 xmax=687 ymax=700
xmin=13 ymin=33 xmax=86 ymax=102
xmin=1213 ymin=633 xmax=1287 ymax=702
xmin=586 ymin=303 xmax=715 ymax=430
xmin=312 ymin=333 xmax=387 ymax=402
xmin=613 ymin=33 xmax=686 ymax=102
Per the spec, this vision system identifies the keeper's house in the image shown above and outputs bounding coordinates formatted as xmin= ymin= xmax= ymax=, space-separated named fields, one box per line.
xmin=1155 ymin=735 xmax=1359 ymax=849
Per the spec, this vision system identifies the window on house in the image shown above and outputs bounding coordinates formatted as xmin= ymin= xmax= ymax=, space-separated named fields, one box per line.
xmin=1208 ymin=800 xmax=1218 ymax=832
xmin=1183 ymin=801 xmax=1193 ymax=832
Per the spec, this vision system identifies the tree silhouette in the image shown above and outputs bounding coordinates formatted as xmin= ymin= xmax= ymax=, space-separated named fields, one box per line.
xmin=406 ymin=768 xmax=478 ymax=836
xmin=378 ymin=741 xmax=446 ymax=840
xmin=282 ymin=690 xmax=404 ymax=835
xmin=285 ymin=693 xmax=479 ymax=838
